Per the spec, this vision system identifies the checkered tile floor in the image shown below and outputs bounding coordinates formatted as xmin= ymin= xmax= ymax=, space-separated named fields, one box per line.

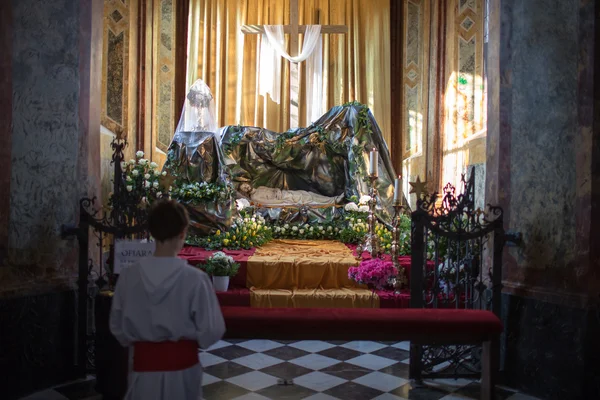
xmin=199 ymin=339 xmax=540 ymax=400
xmin=23 ymin=339 xmax=542 ymax=400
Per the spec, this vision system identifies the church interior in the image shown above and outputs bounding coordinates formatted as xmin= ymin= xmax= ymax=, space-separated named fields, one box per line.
xmin=1 ymin=0 xmax=599 ymax=399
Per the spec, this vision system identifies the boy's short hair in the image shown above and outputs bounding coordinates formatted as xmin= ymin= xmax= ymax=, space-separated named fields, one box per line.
xmin=148 ymin=199 xmax=189 ymax=241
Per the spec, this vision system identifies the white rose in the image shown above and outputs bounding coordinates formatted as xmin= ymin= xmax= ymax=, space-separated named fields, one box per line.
xmin=359 ymin=205 xmax=370 ymax=213
xmin=132 ymin=170 xmax=139 ymax=176
xmin=319 ymin=226 xmax=324 ymax=231
xmin=129 ymin=159 xmax=136 ymax=165
xmin=126 ymin=185 xmax=133 ymax=192
xmin=144 ymin=181 xmax=151 ymax=188
xmin=236 ymin=198 xmax=251 ymax=210
xmin=327 ymin=226 xmax=332 ymax=231
xmin=153 ymin=181 xmax=159 ymax=188
xmin=359 ymin=195 xmax=372 ymax=205
xmin=162 ymin=171 xmax=167 ymax=176
xmin=120 ymin=161 xmax=126 ymax=169
xmin=126 ymin=175 xmax=132 ymax=182
xmin=299 ymin=229 xmax=305 ymax=234
xmin=292 ymin=226 xmax=298 ymax=231
xmin=344 ymin=202 xmax=359 ymax=212
xmin=357 ymin=219 xmax=362 ymax=223
xmin=139 ymin=158 xmax=148 ymax=165
xmin=136 ymin=151 xmax=144 ymax=158
xmin=284 ymin=224 xmax=289 ymax=229
xmin=144 ymin=173 xmax=151 ymax=179
xmin=309 ymin=227 xmax=313 ymax=231
xmin=150 ymin=162 xmax=158 ymax=169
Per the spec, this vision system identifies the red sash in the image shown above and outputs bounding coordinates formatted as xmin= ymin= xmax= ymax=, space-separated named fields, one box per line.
xmin=133 ymin=340 xmax=199 ymax=372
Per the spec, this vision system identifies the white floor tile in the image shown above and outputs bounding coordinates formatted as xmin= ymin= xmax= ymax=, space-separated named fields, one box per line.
xmin=205 ymin=340 xmax=232 ymax=351
xmin=302 ymin=394 xmax=341 ymax=400
xmin=236 ymin=339 xmax=284 ymax=353
xmin=201 ymin=373 xmax=221 ymax=386
xmin=373 ymin=393 xmax=409 ymax=400
xmin=391 ymin=341 xmax=411 ymax=351
xmin=289 ymin=340 xmax=336 ymax=353
xmin=353 ymin=371 xmax=408 ymax=392
xmin=199 ymin=352 xmax=227 ymax=367
xmin=226 ymin=371 xmax=279 ymax=391
xmin=232 ymin=353 xmax=283 ymax=370
xmin=231 ymin=393 xmax=272 ymax=400
xmin=439 ymin=394 xmax=476 ymax=400
xmin=345 ymin=354 xmax=397 ymax=370
xmin=341 ymin=341 xmax=388 ymax=353
xmin=289 ymin=353 xmax=341 ymax=370
xmin=293 ymin=371 xmax=346 ymax=392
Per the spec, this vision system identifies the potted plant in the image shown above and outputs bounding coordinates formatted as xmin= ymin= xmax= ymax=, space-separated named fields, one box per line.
xmin=204 ymin=252 xmax=240 ymax=291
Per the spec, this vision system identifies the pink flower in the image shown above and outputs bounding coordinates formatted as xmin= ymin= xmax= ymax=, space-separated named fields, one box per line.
xmin=348 ymin=259 xmax=398 ymax=291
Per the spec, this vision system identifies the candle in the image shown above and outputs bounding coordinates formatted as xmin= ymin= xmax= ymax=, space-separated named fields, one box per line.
xmin=369 ymin=148 xmax=378 ymax=177
xmin=394 ymin=175 xmax=401 ymax=202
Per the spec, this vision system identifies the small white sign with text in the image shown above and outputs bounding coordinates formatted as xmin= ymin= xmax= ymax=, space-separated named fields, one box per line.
xmin=113 ymin=240 xmax=156 ymax=274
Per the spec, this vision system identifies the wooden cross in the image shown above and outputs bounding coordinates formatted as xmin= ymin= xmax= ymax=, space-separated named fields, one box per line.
xmin=241 ymin=0 xmax=347 ymax=128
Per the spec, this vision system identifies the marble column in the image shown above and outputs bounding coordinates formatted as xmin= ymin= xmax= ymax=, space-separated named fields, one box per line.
xmin=0 ymin=0 xmax=103 ymax=397
xmin=486 ymin=0 xmax=600 ymax=398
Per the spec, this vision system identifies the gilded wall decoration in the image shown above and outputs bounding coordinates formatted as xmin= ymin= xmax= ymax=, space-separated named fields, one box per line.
xmin=403 ymin=0 xmax=428 ymax=158
xmin=440 ymin=0 xmax=486 ymax=198
xmin=152 ymin=0 xmax=177 ymax=153
xmin=102 ymin=0 xmax=130 ymax=135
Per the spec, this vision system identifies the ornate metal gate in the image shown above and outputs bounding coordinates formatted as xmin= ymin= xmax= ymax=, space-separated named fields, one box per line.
xmin=408 ymin=170 xmax=505 ymax=380
xmin=62 ymin=137 xmax=149 ymax=375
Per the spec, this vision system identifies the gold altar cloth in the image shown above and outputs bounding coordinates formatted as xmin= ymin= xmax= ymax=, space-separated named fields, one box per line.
xmin=250 ymin=288 xmax=379 ymax=308
xmin=246 ymin=239 xmax=361 ymax=290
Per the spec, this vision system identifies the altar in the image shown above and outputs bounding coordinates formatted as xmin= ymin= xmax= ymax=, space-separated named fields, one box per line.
xmin=178 ymin=239 xmax=417 ymax=309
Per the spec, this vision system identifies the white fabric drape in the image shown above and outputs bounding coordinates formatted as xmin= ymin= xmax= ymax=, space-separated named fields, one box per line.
xmin=258 ymin=25 xmax=323 ymax=123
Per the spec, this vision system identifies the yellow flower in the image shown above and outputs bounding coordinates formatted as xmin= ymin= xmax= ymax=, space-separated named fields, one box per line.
xmin=252 ymin=232 xmax=256 ymax=237
xmin=223 ymin=239 xmax=229 ymax=245
xmin=207 ymin=239 xmax=211 ymax=242
xmin=232 ymin=235 xmax=236 ymax=240
xmin=243 ymin=236 xmax=247 ymax=240
xmin=216 ymin=230 xmax=221 ymax=236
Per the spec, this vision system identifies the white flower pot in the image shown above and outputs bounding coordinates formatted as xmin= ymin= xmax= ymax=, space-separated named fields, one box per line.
xmin=212 ymin=276 xmax=230 ymax=292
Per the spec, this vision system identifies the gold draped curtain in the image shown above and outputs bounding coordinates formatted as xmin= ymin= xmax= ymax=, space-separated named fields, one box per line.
xmin=186 ymin=0 xmax=391 ymax=144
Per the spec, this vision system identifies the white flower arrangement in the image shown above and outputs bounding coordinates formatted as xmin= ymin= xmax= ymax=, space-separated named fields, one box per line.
xmin=111 ymin=150 xmax=166 ymax=208
xmin=359 ymin=195 xmax=372 ymax=205
xmin=236 ymin=198 xmax=251 ymax=210
xmin=344 ymin=202 xmax=359 ymax=212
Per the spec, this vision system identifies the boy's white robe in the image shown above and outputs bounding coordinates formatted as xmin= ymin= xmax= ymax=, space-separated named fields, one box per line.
xmin=110 ymin=257 xmax=225 ymax=400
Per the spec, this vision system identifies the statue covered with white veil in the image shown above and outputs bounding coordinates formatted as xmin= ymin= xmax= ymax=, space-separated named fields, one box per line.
xmin=163 ymin=80 xmax=234 ymax=235
xmin=166 ymin=79 xmax=227 ymax=184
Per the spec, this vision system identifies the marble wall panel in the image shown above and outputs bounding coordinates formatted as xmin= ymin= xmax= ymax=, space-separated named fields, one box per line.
xmin=9 ymin=0 xmax=82 ymax=269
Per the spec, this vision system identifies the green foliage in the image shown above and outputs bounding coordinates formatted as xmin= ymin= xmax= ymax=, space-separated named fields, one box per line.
xmin=170 ymin=181 xmax=233 ymax=205
xmin=223 ymin=127 xmax=245 ymax=155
